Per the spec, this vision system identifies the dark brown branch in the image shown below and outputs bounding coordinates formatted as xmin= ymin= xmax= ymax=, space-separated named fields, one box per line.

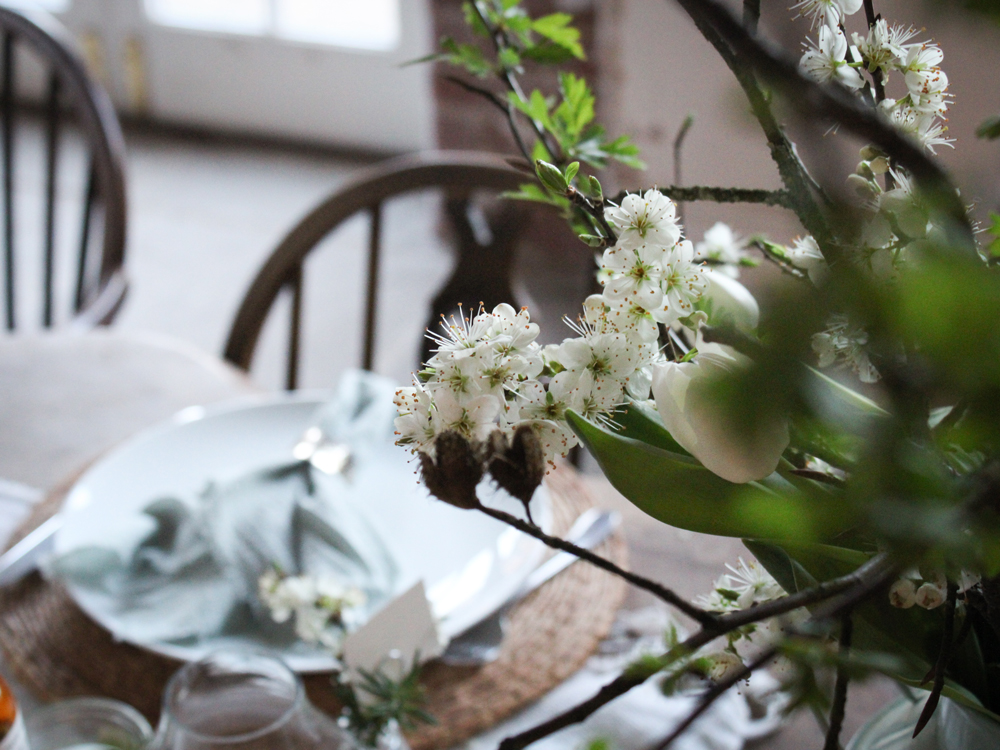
xmin=669 ymin=0 xmax=833 ymax=245
xmin=743 ymin=0 xmax=761 ymax=34
xmin=673 ymin=0 xmax=975 ymax=252
xmin=913 ymin=583 xmax=958 ymax=737
xmin=443 ymin=75 xmax=534 ymax=164
xmin=476 ymin=504 xmax=714 ymax=624
xmin=497 ymin=554 xmax=895 ymax=750
xmin=653 ymin=650 xmax=773 ymax=750
xmin=567 ymin=186 xmax=618 ymax=245
xmin=613 ymin=186 xmax=790 ymax=207
xmin=824 ymin=613 xmax=854 ymax=750
xmin=673 ymin=114 xmax=695 ymax=226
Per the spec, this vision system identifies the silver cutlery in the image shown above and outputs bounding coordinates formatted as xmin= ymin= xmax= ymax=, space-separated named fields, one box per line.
xmin=440 ymin=508 xmax=621 ymax=666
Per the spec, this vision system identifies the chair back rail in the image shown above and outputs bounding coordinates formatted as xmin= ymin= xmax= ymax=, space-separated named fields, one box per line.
xmin=0 ymin=3 xmax=127 ymax=330
xmin=223 ymin=151 xmax=528 ymax=389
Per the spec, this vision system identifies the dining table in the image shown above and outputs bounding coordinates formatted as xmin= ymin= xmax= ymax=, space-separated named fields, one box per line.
xmin=0 ymin=328 xmax=898 ymax=750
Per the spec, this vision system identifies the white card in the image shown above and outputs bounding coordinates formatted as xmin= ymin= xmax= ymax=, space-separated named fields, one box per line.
xmin=342 ymin=580 xmax=442 ymax=682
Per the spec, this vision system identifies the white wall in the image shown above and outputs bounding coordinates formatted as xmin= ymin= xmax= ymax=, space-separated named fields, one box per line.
xmin=54 ymin=0 xmax=436 ymax=152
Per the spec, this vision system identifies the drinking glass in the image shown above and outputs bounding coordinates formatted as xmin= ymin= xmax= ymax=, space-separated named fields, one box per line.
xmin=149 ymin=650 xmax=358 ymax=750
xmin=25 ymin=697 xmax=153 ymax=750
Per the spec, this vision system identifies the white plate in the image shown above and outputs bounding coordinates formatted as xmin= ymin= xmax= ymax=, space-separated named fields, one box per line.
xmin=54 ymin=391 xmax=552 ymax=672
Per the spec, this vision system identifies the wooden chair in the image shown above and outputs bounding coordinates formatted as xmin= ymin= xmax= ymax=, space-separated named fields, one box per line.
xmin=0 ymin=2 xmax=127 ymax=330
xmin=223 ymin=150 xmax=531 ymax=390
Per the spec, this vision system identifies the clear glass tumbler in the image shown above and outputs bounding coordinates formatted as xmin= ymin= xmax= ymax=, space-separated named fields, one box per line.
xmin=149 ymin=650 xmax=358 ymax=750
xmin=25 ymin=697 xmax=154 ymax=750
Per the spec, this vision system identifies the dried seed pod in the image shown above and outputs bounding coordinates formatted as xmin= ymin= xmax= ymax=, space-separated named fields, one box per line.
xmin=419 ymin=430 xmax=484 ymax=510
xmin=487 ymin=424 xmax=546 ymax=515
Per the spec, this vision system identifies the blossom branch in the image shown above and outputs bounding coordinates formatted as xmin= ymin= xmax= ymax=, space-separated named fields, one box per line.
xmin=475 ymin=503 xmax=714 ymax=624
xmin=823 ymin=612 xmax=854 ymax=750
xmin=669 ymin=0 xmax=834 ymax=246
xmin=444 ymin=75 xmax=535 ymax=164
xmin=674 ymin=0 xmax=975 ymax=251
xmin=612 ymin=186 xmax=791 ymax=207
xmin=749 ymin=238 xmax=809 ymax=279
xmin=470 ymin=1 xmax=565 ymax=164
xmin=653 ymin=650 xmax=772 ymax=750
xmin=743 ymin=0 xmax=761 ymax=34
xmin=497 ymin=554 xmax=895 ymax=750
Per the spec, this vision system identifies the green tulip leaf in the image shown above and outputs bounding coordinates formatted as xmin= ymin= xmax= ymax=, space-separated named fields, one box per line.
xmin=568 ymin=411 xmax=853 ymax=540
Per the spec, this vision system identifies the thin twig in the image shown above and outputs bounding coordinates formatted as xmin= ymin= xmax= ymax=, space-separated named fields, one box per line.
xmin=613 ymin=186 xmax=791 ymax=207
xmin=913 ymin=583 xmax=958 ymax=737
xmin=445 ymin=75 xmax=535 ymax=164
xmin=743 ymin=0 xmax=761 ymax=34
xmin=568 ymin=186 xmax=618 ymax=245
xmin=749 ymin=239 xmax=809 ymax=279
xmin=823 ymin=612 xmax=854 ymax=750
xmin=652 ymin=650 xmax=773 ymax=750
xmin=476 ymin=503 xmax=715 ymax=624
xmin=497 ymin=554 xmax=895 ymax=750
xmin=673 ymin=114 xmax=695 ymax=226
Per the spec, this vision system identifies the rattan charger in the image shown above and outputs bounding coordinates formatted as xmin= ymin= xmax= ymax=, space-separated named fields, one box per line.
xmin=0 ymin=464 xmax=626 ymax=749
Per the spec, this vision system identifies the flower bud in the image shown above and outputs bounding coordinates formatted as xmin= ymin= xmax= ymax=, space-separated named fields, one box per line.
xmin=535 ymin=159 xmax=568 ymax=194
xmin=914 ymin=582 xmax=946 ymax=610
xmin=870 ymin=156 xmax=889 ymax=175
xmin=707 ymin=651 xmax=745 ymax=682
xmin=856 ymin=161 xmax=875 ymax=180
xmin=588 ymin=175 xmax=604 ymax=201
xmin=888 ymin=578 xmax=916 ymax=608
xmin=860 ymin=145 xmax=887 ymax=161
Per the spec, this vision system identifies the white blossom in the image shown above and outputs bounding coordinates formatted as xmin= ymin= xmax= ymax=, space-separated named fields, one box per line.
xmin=393 ymin=384 xmax=437 ymax=454
xmin=600 ymin=242 xmax=667 ymax=313
xmin=786 ymin=236 xmax=829 ymax=285
xmin=792 ymin=0 xmax=863 ymax=29
xmin=604 ymin=189 xmax=682 ymax=251
xmin=258 ymin=570 xmax=366 ymax=651
xmin=655 ymin=240 xmax=708 ymax=325
xmin=694 ymin=222 xmax=747 ymax=278
xmin=812 ymin=314 xmax=879 ymax=383
xmin=889 ymin=578 xmax=917 ymax=608
xmin=800 ymin=26 xmax=866 ymax=91
xmin=914 ymin=581 xmax=946 ymax=610
xmin=853 ymin=20 xmax=915 ymax=74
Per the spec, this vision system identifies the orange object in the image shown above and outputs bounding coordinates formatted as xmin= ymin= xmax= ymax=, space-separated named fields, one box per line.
xmin=0 ymin=675 xmax=16 ymax=735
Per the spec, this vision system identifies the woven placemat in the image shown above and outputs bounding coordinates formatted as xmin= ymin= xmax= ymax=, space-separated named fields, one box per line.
xmin=0 ymin=464 xmax=626 ymax=749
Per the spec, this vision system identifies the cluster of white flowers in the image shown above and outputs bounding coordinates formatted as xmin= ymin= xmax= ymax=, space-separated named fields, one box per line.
xmin=693 ymin=222 xmax=750 ymax=279
xmin=396 ymin=189 xmax=711 ymax=467
xmin=796 ymin=5 xmax=952 ymax=154
xmin=258 ymin=568 xmax=366 ymax=651
xmin=694 ymin=558 xmax=806 ymax=682
xmin=889 ymin=569 xmax=981 ymax=610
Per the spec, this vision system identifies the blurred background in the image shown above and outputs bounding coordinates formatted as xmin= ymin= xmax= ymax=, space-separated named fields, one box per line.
xmin=4 ymin=0 xmax=998 ymax=390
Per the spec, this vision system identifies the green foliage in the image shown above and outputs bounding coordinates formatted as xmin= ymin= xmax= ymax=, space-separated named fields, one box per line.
xmin=437 ymin=37 xmax=492 ymax=78
xmin=985 ymin=213 xmax=1000 ymax=258
xmin=333 ymin=662 xmax=435 ymax=748
xmin=977 ymin=116 xmax=1000 ymax=140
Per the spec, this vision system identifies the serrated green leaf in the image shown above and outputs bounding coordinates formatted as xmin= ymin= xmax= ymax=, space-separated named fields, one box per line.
xmin=440 ymin=38 xmax=493 ymax=77
xmin=462 ymin=1 xmax=491 ymax=37
xmin=497 ymin=46 xmax=521 ymax=71
xmin=502 ymin=182 xmax=569 ymax=208
xmin=521 ymin=42 xmax=578 ymax=65
xmin=531 ymin=13 xmax=585 ymax=59
xmin=568 ymin=411 xmax=852 ymax=540
xmin=509 ymin=89 xmax=553 ymax=131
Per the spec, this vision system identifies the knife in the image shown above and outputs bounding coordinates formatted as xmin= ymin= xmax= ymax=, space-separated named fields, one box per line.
xmin=0 ymin=513 xmax=61 ymax=587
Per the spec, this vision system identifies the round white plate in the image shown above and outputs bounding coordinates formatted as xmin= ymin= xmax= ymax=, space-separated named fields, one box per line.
xmin=54 ymin=391 xmax=552 ymax=672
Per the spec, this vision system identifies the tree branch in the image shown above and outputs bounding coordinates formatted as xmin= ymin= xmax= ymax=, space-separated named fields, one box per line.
xmin=444 ymin=75 xmax=535 ymax=164
xmin=476 ymin=503 xmax=714 ymax=624
xmin=673 ymin=0 xmax=975 ymax=252
xmin=497 ymin=554 xmax=895 ymax=750
xmin=743 ymin=0 xmax=761 ymax=35
xmin=613 ymin=186 xmax=790 ymax=207
xmin=823 ymin=613 xmax=854 ymax=750
xmin=913 ymin=583 xmax=958 ymax=737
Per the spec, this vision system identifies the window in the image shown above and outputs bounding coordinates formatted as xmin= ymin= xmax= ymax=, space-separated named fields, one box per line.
xmin=144 ymin=0 xmax=401 ymax=52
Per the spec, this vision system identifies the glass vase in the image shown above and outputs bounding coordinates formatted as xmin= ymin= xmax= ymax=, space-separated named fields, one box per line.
xmin=847 ymin=695 xmax=1000 ymax=750
xmin=149 ymin=650 xmax=358 ymax=750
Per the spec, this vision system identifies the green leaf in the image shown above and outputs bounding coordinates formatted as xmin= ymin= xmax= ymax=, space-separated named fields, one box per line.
xmin=531 ymin=13 xmax=585 ymax=60
xmin=586 ymin=175 xmax=603 ymax=201
xmin=553 ymin=72 xmax=595 ymax=141
xmin=986 ymin=212 xmax=1000 ymax=258
xmin=461 ymin=1 xmax=491 ymax=37
xmin=439 ymin=38 xmax=493 ymax=77
xmin=564 ymin=161 xmax=580 ymax=184
xmin=497 ymin=47 xmax=521 ymax=71
xmin=568 ymin=411 xmax=853 ymax=540
xmin=509 ymin=89 xmax=553 ymax=131
xmin=521 ymin=42 xmax=579 ymax=65
xmin=976 ymin=115 xmax=1000 ymax=139
xmin=612 ymin=400 xmax=691 ymax=456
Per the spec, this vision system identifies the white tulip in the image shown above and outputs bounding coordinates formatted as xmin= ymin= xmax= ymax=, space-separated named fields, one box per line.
xmin=651 ymin=338 xmax=789 ymax=484
xmin=702 ymin=270 xmax=760 ymax=331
